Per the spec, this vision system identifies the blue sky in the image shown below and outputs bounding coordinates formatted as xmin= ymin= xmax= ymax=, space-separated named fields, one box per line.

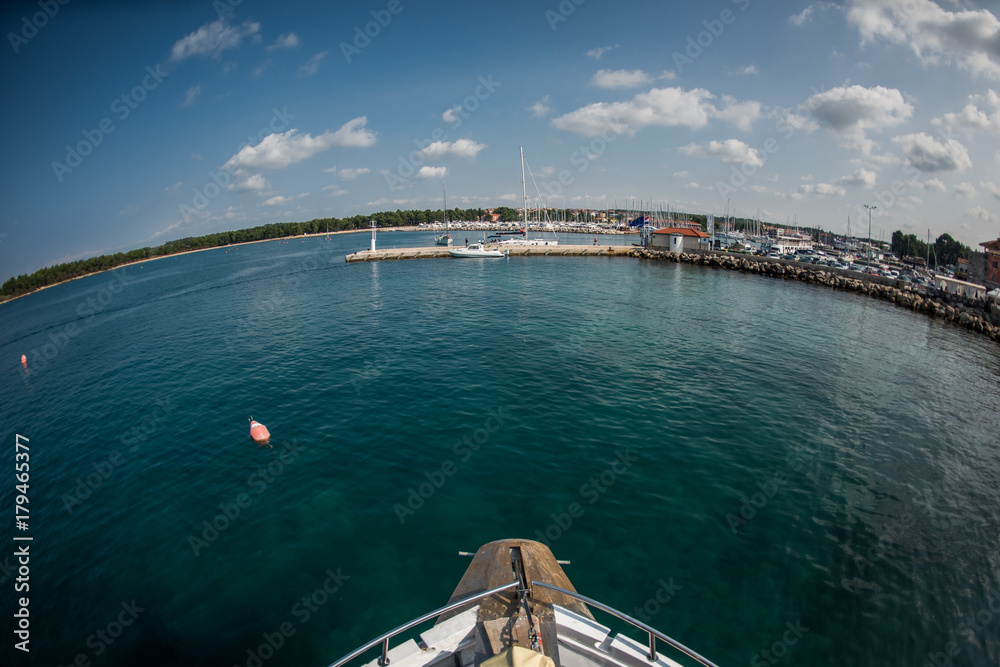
xmin=2 ymin=0 xmax=999 ymax=280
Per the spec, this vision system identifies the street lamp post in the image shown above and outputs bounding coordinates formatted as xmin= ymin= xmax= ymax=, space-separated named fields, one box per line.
xmin=864 ymin=204 xmax=876 ymax=265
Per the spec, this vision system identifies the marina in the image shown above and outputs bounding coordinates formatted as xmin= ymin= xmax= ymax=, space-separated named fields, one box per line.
xmin=3 ymin=233 xmax=1000 ymax=667
xmin=347 ymin=245 xmax=629 ymax=262
xmin=5 ymin=1 xmax=1000 ymax=665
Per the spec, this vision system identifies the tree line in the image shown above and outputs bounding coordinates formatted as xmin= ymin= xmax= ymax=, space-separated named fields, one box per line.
xmin=1 ymin=212 xmax=982 ymax=302
xmin=1 ymin=210 xmax=473 ymax=302
xmin=890 ymin=231 xmax=972 ymax=267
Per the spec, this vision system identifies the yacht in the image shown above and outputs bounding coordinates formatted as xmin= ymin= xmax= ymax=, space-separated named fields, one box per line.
xmin=507 ymin=147 xmax=558 ymax=247
xmin=435 ymin=184 xmax=454 ymax=246
xmin=450 ymin=243 xmax=507 ymax=258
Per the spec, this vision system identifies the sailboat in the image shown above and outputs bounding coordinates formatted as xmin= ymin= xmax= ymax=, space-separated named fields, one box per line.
xmin=435 ymin=183 xmax=453 ymax=247
xmin=497 ymin=147 xmax=558 ymax=247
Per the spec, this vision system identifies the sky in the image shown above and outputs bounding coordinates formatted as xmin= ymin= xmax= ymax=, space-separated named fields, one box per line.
xmin=1 ymin=0 xmax=1000 ymax=281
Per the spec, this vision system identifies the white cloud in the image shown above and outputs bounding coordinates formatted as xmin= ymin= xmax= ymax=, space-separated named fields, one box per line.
xmin=790 ymin=2 xmax=837 ymax=26
xmin=732 ymin=64 xmax=759 ymax=75
xmin=551 ymin=87 xmax=760 ymax=137
xmin=216 ymin=206 xmax=246 ymax=222
xmin=892 ymin=132 xmax=973 ymax=172
xmin=182 ymin=85 xmax=201 ymax=107
xmin=253 ymin=61 xmax=273 ymax=77
xmin=262 ymin=193 xmax=309 ymax=207
xmin=300 ymin=51 xmax=328 ymax=76
xmin=590 ymin=69 xmax=654 ymax=89
xmin=789 ymin=84 xmax=913 ymax=155
xmin=954 ymin=182 xmax=977 ymax=198
xmin=416 ymin=139 xmax=486 ymax=161
xmin=323 ymin=185 xmax=348 ymax=196
xmin=673 ymin=170 xmax=689 ymax=178
xmin=222 ymin=117 xmax=376 ymax=172
xmin=966 ymin=206 xmax=998 ymax=223
xmin=847 ymin=0 xmax=1000 ymax=79
xmin=932 ymin=90 xmax=1000 ymax=135
xmin=443 ymin=105 xmax=462 ymax=124
xmin=328 ymin=167 xmax=370 ymax=180
xmin=169 ymin=19 xmax=260 ymax=62
xmin=925 ymin=178 xmax=947 ymax=192
xmin=711 ymin=96 xmax=762 ymax=132
xmin=416 ymin=166 xmax=448 ymax=180
xmin=799 ymin=182 xmax=847 ymax=197
xmin=836 ymin=168 xmax=878 ymax=188
xmin=227 ymin=172 xmax=271 ymax=193
xmin=528 ymin=96 xmax=552 ymax=118
xmin=586 ymin=44 xmax=620 ymax=60
xmin=981 ymin=181 xmax=1000 ymax=200
xmin=679 ymin=139 xmax=764 ymax=167
xmin=268 ymin=33 xmax=299 ymax=50
xmin=800 ymin=84 xmax=913 ymax=133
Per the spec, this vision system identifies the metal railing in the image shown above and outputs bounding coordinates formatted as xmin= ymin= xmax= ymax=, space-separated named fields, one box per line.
xmin=325 ymin=581 xmax=520 ymax=667
xmin=531 ymin=581 xmax=720 ymax=667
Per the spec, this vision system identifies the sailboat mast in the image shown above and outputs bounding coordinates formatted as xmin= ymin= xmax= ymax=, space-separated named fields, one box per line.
xmin=520 ymin=146 xmax=528 ymax=231
xmin=443 ymin=181 xmax=447 ymax=228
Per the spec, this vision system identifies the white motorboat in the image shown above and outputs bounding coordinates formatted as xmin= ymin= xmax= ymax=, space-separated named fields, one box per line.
xmin=326 ymin=539 xmax=719 ymax=667
xmin=450 ymin=243 xmax=507 ymax=258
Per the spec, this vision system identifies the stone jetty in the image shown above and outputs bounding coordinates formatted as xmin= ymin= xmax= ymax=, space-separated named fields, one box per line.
xmin=345 ymin=245 xmax=631 ymax=262
xmin=344 ymin=244 xmax=1000 ymax=345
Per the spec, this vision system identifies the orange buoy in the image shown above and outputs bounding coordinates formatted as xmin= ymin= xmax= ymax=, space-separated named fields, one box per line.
xmin=249 ymin=417 xmax=271 ymax=445
xmin=21 ymin=354 xmax=27 ymax=369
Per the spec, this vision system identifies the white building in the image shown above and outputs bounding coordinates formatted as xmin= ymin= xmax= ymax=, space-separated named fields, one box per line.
xmin=650 ymin=227 xmax=710 ymax=252
xmin=934 ymin=275 xmax=987 ymax=299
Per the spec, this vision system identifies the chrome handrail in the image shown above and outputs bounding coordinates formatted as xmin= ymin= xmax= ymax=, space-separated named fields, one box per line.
xmin=325 ymin=581 xmax=520 ymax=667
xmin=531 ymin=580 xmax=720 ymax=667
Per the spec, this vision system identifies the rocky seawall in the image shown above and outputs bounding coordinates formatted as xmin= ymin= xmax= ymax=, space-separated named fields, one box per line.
xmin=629 ymin=249 xmax=1000 ymax=346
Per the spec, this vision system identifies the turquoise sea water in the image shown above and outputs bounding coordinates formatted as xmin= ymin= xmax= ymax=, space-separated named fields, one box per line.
xmin=1 ymin=231 xmax=999 ymax=667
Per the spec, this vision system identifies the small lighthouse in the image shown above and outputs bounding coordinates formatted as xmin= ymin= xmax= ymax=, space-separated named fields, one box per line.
xmin=369 ymin=219 xmax=377 ymax=252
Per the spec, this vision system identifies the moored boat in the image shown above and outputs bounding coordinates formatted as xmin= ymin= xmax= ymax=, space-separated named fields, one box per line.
xmin=435 ymin=183 xmax=454 ymax=246
xmin=450 ymin=243 xmax=507 ymax=258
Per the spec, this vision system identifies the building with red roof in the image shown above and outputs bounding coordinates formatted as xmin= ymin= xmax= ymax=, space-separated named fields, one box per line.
xmin=650 ymin=227 xmax=710 ymax=253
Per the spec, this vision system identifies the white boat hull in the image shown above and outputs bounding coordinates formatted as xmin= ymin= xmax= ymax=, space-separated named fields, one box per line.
xmin=450 ymin=247 xmax=506 ymax=258
xmin=450 ymin=242 xmax=506 ymax=258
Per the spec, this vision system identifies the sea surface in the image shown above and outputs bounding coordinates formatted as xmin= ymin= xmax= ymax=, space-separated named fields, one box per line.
xmin=1 ymin=231 xmax=999 ymax=667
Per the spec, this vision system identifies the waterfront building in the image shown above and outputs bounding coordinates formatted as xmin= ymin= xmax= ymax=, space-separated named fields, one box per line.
xmin=651 ymin=227 xmax=710 ymax=252
xmin=934 ymin=275 xmax=987 ymax=300
xmin=980 ymin=236 xmax=1000 ymax=289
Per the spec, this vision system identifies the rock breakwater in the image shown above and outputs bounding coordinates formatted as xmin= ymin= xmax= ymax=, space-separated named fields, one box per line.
xmin=629 ymin=249 xmax=1000 ymax=345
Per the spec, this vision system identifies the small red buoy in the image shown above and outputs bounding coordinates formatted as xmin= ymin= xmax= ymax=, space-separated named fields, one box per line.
xmin=21 ymin=354 xmax=27 ymax=369
xmin=249 ymin=417 xmax=271 ymax=446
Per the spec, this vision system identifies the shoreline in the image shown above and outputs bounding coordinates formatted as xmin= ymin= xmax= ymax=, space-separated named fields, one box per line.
xmin=0 ymin=226 xmax=615 ymax=306
xmin=0 ymin=227 xmax=381 ymax=307
xmin=7 ymin=235 xmax=995 ymax=348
